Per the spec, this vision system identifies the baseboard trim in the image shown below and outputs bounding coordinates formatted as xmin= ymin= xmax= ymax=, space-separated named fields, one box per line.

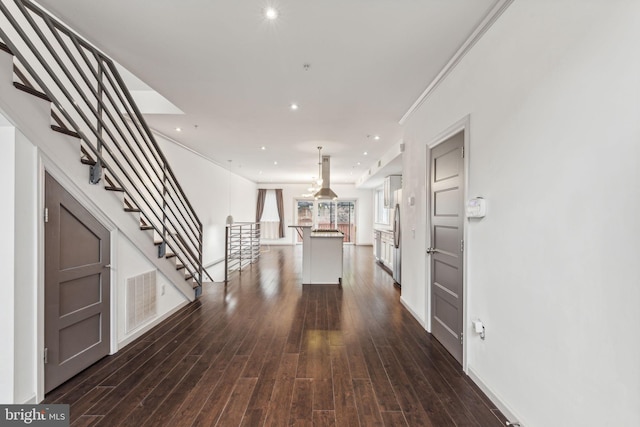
xmin=203 ymin=257 xmax=225 ymax=269
xmin=467 ymin=367 xmax=524 ymax=426
xmin=21 ymin=395 xmax=37 ymax=404
xmin=115 ymin=300 xmax=190 ymax=351
xmin=400 ymin=296 xmax=426 ymax=328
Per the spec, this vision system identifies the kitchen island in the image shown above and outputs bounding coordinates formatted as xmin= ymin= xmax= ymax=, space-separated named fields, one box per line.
xmin=289 ymin=226 xmax=344 ymax=285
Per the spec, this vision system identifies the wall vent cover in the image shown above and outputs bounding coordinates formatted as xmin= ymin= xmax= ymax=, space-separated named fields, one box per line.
xmin=126 ymin=270 xmax=157 ymax=332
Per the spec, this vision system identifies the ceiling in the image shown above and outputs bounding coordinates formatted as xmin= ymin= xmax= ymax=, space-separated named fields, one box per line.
xmin=35 ymin=0 xmax=499 ymax=187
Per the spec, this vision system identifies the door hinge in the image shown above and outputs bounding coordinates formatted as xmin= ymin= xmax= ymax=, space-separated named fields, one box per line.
xmin=460 ymin=239 xmax=464 ymax=252
xmin=460 ymin=332 xmax=464 ymax=345
xmin=44 ymin=207 xmax=49 ymax=223
xmin=43 ymin=348 xmax=48 ymax=364
xmin=461 ymin=146 xmax=465 ymax=158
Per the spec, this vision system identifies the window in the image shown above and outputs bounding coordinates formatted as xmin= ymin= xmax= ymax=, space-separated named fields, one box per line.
xmin=374 ymin=188 xmax=389 ymax=225
xmin=295 ymin=199 xmax=356 ymax=243
xmin=260 ymin=190 xmax=280 ymax=239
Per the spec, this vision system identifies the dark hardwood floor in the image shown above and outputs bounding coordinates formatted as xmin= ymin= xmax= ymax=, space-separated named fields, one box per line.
xmin=44 ymin=245 xmax=507 ymax=426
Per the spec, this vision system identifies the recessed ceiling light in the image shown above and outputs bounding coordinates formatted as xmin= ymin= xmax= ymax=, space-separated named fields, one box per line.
xmin=264 ymin=7 xmax=278 ymax=20
xmin=364 ymin=152 xmax=368 ymax=156
xmin=274 ymin=161 xmax=278 ymax=165
xmin=261 ymin=146 xmax=266 ymax=150
xmin=357 ymin=162 xmax=361 ymax=165
xmin=374 ymin=135 xmax=380 ymax=140
xmin=175 ymin=127 xmax=182 ymax=132
xmin=290 ymin=103 xmax=299 ymax=111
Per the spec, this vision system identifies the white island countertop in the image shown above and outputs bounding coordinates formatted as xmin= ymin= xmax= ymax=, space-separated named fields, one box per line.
xmin=311 ymin=230 xmax=344 ymax=238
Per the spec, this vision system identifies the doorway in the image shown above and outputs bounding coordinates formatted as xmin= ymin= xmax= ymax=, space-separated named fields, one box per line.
xmin=428 ymin=131 xmax=465 ymax=364
xmin=44 ymin=172 xmax=111 ymax=393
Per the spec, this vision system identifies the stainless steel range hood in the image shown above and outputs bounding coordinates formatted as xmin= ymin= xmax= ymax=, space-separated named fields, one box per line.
xmin=314 ymin=155 xmax=338 ymax=200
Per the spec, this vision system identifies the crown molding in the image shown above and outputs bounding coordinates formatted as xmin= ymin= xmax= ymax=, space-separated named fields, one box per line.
xmin=399 ymin=0 xmax=514 ymax=125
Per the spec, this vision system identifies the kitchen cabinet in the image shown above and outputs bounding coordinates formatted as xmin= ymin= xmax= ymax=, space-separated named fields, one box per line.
xmin=383 ymin=175 xmax=402 ymax=208
xmin=379 ymin=230 xmax=394 ymax=272
xmin=309 ymin=230 xmax=344 ymax=284
xmin=373 ymin=230 xmax=381 ymax=260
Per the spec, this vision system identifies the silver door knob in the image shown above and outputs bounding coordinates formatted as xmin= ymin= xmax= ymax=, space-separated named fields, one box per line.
xmin=104 ymin=264 xmax=111 ymax=268
xmin=426 ymin=248 xmax=437 ymax=255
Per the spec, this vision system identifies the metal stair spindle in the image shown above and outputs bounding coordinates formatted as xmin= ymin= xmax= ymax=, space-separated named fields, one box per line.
xmin=0 ymin=0 xmax=213 ymax=294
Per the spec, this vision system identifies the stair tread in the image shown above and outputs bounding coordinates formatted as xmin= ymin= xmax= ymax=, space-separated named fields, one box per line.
xmin=80 ymin=146 xmax=97 ymax=166
xmin=123 ymin=197 xmax=141 ymax=213
xmin=13 ymin=82 xmax=50 ymax=102
xmin=0 ymin=42 xmax=12 ymax=55
xmin=104 ymin=175 xmax=124 ymax=192
xmin=51 ymin=124 xmax=80 ymax=138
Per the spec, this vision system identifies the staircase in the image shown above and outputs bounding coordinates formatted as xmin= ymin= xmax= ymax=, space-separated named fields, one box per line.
xmin=0 ymin=0 xmax=210 ymax=297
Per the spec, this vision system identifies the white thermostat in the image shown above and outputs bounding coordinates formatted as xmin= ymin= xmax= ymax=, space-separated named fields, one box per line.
xmin=466 ymin=197 xmax=487 ymax=218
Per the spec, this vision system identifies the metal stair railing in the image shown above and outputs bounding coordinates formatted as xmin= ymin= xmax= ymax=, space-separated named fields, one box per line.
xmin=224 ymin=222 xmax=261 ymax=283
xmin=0 ymin=0 xmax=211 ymax=292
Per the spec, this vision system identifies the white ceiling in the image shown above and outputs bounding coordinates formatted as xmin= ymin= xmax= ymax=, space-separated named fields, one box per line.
xmin=35 ymin=0 xmax=499 ymax=186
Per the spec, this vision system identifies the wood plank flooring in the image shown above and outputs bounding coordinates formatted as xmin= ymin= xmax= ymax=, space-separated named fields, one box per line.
xmin=44 ymin=245 xmax=507 ymax=426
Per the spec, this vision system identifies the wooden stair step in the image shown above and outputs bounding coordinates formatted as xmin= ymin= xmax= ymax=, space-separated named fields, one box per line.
xmin=80 ymin=146 xmax=97 ymax=166
xmin=50 ymin=109 xmax=77 ymax=136
xmin=0 ymin=42 xmax=12 ymax=55
xmin=139 ymin=218 xmax=151 ymax=230
xmin=51 ymin=124 xmax=80 ymax=138
xmin=104 ymin=175 xmax=124 ymax=192
xmin=139 ymin=216 xmax=155 ymax=232
xmin=123 ymin=198 xmax=141 ymax=213
xmin=13 ymin=81 xmax=50 ymax=102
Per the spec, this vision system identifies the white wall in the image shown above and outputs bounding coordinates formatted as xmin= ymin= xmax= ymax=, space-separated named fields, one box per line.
xmin=157 ymin=137 xmax=257 ymax=276
xmin=14 ymin=131 xmax=37 ymax=403
xmin=115 ymin=233 xmax=188 ymax=349
xmin=401 ymin=1 xmax=640 ymax=426
xmin=0 ymin=126 xmax=16 ymax=403
xmin=257 ymin=183 xmax=374 ymax=246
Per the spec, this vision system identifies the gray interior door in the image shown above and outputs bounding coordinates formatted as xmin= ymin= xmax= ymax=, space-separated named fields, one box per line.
xmin=429 ymin=132 xmax=465 ymax=364
xmin=45 ymin=172 xmax=111 ymax=393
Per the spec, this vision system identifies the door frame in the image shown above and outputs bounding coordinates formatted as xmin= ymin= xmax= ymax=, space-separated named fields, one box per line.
xmin=36 ymin=153 xmax=117 ymax=402
xmin=425 ymin=115 xmax=470 ymax=372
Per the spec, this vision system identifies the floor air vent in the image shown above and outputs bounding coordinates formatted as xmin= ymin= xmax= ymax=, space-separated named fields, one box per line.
xmin=126 ymin=270 xmax=157 ymax=332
